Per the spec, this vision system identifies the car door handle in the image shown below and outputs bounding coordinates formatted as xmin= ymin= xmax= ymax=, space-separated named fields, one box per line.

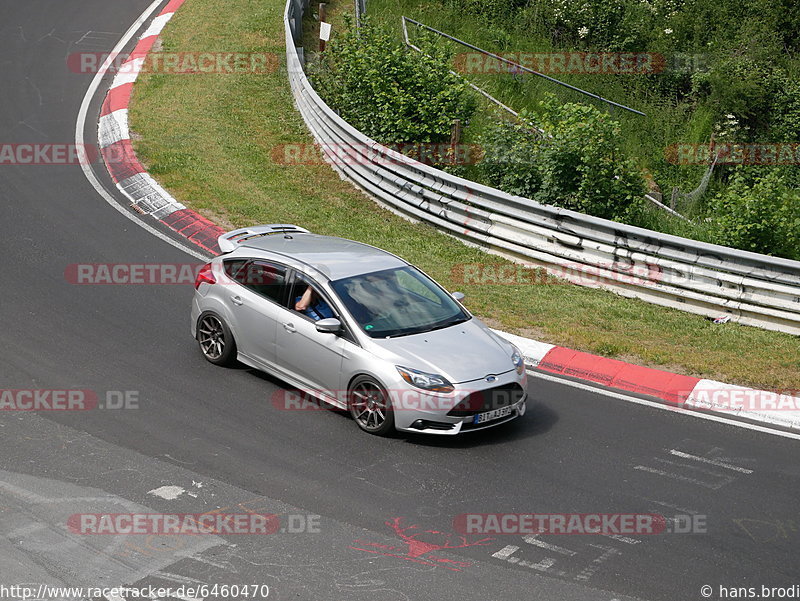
xmin=230 ymin=295 xmax=244 ymax=306
xmin=283 ymin=322 xmax=296 ymax=333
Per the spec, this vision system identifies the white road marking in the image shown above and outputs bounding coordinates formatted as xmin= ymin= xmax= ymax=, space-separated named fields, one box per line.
xmin=147 ymin=485 xmax=185 ymax=500
xmin=151 ymin=571 xmax=208 ymax=586
xmin=517 ymin=557 xmax=556 ymax=572
xmin=602 ymin=534 xmax=640 ymax=545
xmin=633 ymin=465 xmax=730 ymax=490
xmin=576 ymin=544 xmax=619 ymax=582
xmin=491 ymin=545 xmax=519 ymax=560
xmin=644 ymin=498 xmax=699 ymax=515
xmin=653 ymin=457 xmax=731 ymax=478
xmin=669 ymin=449 xmax=754 ymax=474
xmin=522 ymin=535 xmax=577 ymax=556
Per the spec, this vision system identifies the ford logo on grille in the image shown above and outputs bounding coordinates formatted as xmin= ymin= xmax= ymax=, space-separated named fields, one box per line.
xmin=486 ymin=375 xmax=497 ymax=382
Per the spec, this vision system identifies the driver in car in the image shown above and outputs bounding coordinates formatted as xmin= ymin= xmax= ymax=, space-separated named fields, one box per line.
xmin=295 ymin=285 xmax=334 ymax=321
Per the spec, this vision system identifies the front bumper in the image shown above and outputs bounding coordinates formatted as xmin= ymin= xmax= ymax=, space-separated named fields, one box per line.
xmin=391 ymin=370 xmax=530 ymax=435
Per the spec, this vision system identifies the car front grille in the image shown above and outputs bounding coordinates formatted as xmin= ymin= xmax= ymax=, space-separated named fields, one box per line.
xmin=446 ymin=383 xmax=525 ymax=417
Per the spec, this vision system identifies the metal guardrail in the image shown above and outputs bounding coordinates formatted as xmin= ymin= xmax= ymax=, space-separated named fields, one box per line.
xmin=283 ymin=0 xmax=800 ymax=336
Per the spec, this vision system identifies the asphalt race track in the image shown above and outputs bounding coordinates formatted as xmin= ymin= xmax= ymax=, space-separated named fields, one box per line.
xmin=0 ymin=2 xmax=798 ymax=600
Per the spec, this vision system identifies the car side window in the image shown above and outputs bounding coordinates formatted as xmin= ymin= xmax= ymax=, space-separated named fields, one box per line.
xmin=223 ymin=259 xmax=247 ymax=279
xmin=232 ymin=260 xmax=288 ymax=304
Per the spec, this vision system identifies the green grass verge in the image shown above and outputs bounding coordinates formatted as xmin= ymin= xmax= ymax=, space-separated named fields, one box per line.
xmin=127 ymin=0 xmax=800 ymax=390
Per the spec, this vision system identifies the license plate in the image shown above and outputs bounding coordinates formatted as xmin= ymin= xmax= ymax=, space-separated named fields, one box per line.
xmin=474 ymin=406 xmax=512 ymax=424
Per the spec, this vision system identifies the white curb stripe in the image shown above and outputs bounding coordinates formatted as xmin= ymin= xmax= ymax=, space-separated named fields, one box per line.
xmin=141 ymin=12 xmax=173 ymax=39
xmin=118 ymin=172 xmax=186 ymax=215
xmin=96 ymin=2 xmax=187 ymax=223
xmin=98 ymin=109 xmax=130 ymax=148
xmin=110 ymin=57 xmax=147 ymax=88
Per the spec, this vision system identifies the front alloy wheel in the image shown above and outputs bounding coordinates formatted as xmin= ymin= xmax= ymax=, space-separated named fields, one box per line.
xmin=348 ymin=376 xmax=394 ymax=436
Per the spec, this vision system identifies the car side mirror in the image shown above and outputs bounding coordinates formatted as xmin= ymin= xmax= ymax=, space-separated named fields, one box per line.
xmin=451 ymin=291 xmax=465 ymax=302
xmin=315 ymin=317 xmax=342 ymax=334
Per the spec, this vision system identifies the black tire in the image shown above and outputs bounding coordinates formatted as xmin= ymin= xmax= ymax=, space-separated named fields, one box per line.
xmin=196 ymin=312 xmax=237 ymax=366
xmin=348 ymin=375 xmax=395 ymax=436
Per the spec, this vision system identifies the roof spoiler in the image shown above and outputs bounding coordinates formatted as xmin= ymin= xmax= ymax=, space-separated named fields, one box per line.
xmin=217 ymin=224 xmax=310 ymax=253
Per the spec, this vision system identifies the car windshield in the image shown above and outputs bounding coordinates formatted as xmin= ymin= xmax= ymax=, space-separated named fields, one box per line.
xmin=330 ymin=266 xmax=469 ymax=338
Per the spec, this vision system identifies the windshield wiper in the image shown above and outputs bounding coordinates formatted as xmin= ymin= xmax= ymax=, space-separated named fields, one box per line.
xmin=422 ymin=315 xmax=471 ymax=333
xmin=413 ymin=317 xmax=470 ymax=334
xmin=381 ymin=315 xmax=471 ymax=338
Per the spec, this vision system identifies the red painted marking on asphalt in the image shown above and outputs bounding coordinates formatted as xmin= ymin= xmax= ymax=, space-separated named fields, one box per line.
xmin=349 ymin=517 xmax=494 ymax=572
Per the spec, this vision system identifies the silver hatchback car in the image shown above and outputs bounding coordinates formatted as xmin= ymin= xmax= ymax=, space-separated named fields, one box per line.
xmin=191 ymin=224 xmax=528 ymax=436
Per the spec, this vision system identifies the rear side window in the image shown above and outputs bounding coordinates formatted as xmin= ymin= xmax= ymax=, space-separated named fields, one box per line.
xmin=232 ymin=261 xmax=288 ymax=304
xmin=223 ymin=259 xmax=247 ymax=279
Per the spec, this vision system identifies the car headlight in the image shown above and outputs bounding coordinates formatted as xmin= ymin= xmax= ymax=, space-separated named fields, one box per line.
xmin=512 ymin=347 xmax=525 ymax=375
xmin=397 ymin=366 xmax=454 ymax=393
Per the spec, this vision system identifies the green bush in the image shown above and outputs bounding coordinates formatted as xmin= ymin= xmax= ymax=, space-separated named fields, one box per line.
xmin=698 ymin=53 xmax=786 ymax=135
xmin=443 ymin=0 xmax=528 ymax=24
xmin=769 ymin=78 xmax=800 ymax=143
xmin=311 ymin=19 xmax=475 ymax=144
xmin=478 ymin=96 xmax=645 ymax=220
xmin=709 ymin=169 xmax=800 ymax=259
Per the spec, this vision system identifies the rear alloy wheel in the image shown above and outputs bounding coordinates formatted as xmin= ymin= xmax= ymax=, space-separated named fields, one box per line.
xmin=348 ymin=376 xmax=394 ymax=436
xmin=197 ymin=313 xmax=237 ymax=366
